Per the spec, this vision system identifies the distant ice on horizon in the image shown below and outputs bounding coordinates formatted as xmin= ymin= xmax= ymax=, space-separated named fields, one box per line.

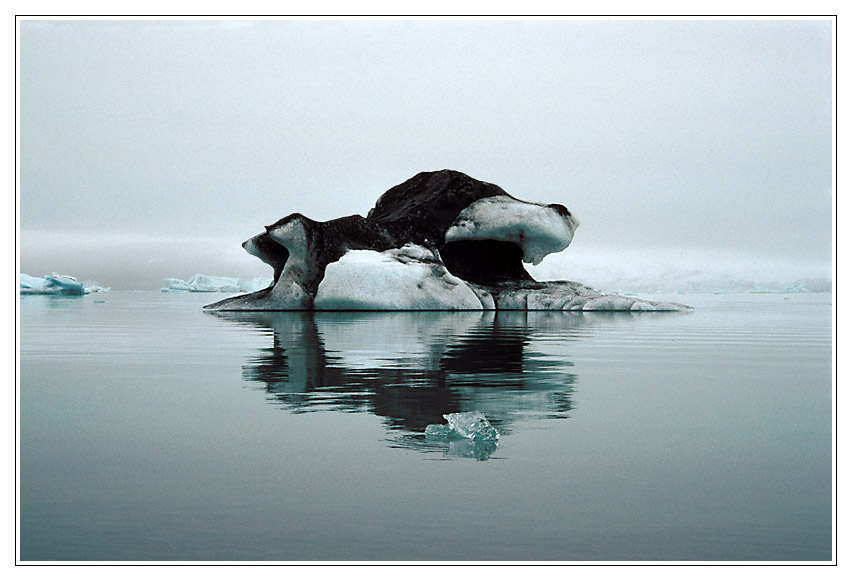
xmin=161 ymin=274 xmax=273 ymax=293
xmin=526 ymin=247 xmax=832 ymax=294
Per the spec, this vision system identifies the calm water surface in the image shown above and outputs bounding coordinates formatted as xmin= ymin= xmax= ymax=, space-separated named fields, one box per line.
xmin=19 ymin=292 xmax=833 ymax=561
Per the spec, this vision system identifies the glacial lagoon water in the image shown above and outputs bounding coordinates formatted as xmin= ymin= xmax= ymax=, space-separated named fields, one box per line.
xmin=18 ymin=291 xmax=833 ymax=562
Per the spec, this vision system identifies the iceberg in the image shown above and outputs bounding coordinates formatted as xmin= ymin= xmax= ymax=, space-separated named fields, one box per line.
xmin=162 ymin=274 xmax=272 ymax=293
xmin=20 ymin=273 xmax=109 ymax=295
xmin=204 ymin=170 xmax=690 ymax=312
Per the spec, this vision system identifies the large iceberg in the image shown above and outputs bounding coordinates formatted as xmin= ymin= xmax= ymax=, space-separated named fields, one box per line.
xmin=204 ymin=170 xmax=689 ymax=311
xmin=20 ymin=273 xmax=109 ymax=295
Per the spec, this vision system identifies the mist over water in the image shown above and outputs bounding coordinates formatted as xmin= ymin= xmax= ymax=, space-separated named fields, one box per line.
xmin=527 ymin=245 xmax=833 ymax=295
xmin=19 ymin=231 xmax=266 ymax=291
xmin=20 ymin=229 xmax=833 ymax=294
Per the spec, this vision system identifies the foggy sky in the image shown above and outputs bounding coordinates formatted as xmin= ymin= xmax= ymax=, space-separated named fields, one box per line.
xmin=18 ymin=18 xmax=834 ymax=290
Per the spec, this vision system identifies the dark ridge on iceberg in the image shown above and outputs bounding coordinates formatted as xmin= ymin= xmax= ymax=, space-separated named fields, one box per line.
xmin=367 ymin=170 xmax=514 ymax=246
xmin=242 ymin=232 xmax=290 ymax=285
xmin=365 ymin=170 xmax=536 ymax=285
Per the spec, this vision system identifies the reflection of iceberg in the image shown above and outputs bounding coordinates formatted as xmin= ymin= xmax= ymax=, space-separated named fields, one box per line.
xmin=20 ymin=273 xmax=109 ymax=295
xmin=444 ymin=438 xmax=499 ymax=461
xmin=161 ymin=274 xmax=272 ymax=293
xmin=210 ymin=310 xmax=590 ymax=449
xmin=210 ymin=309 xmax=691 ymax=457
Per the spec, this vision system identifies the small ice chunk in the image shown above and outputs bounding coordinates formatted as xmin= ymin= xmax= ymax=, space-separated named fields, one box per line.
xmin=424 ymin=423 xmax=453 ymax=438
xmin=425 ymin=412 xmax=500 ymax=460
xmin=425 ymin=411 xmax=499 ymax=442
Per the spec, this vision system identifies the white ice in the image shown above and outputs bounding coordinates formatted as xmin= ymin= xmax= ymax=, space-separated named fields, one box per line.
xmin=314 ymin=244 xmax=486 ymax=310
xmin=444 ymin=195 xmax=579 ymax=265
xmin=312 ymin=245 xmax=687 ymax=311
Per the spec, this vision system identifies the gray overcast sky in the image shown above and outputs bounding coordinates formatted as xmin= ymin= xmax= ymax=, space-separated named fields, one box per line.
xmin=19 ymin=18 xmax=834 ymax=289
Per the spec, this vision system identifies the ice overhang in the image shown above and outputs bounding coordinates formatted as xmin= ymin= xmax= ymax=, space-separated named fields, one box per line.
xmin=443 ymin=195 xmax=579 ymax=266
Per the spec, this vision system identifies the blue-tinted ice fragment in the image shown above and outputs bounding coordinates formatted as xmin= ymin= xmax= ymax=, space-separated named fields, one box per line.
xmin=424 ymin=412 xmax=499 ymax=460
xmin=424 ymin=423 xmax=453 ymax=438
xmin=425 ymin=411 xmax=499 ymax=442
